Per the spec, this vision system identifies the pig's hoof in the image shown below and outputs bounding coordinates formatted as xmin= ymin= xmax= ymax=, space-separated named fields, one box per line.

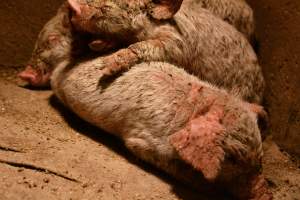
xmin=125 ymin=138 xmax=151 ymax=157
xmin=97 ymin=70 xmax=122 ymax=89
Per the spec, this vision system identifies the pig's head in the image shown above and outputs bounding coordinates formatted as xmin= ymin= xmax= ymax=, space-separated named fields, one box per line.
xmin=67 ymin=0 xmax=183 ymax=42
xmin=18 ymin=32 xmax=72 ymax=87
xmin=170 ymin=95 xmax=272 ymax=198
xmin=170 ymin=96 xmax=266 ymax=182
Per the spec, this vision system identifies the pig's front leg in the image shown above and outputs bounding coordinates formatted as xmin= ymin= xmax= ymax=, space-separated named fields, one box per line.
xmin=100 ymin=39 xmax=168 ymax=76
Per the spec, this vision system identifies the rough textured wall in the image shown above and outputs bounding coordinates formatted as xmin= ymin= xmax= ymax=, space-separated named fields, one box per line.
xmin=248 ymin=0 xmax=300 ymax=156
xmin=0 ymin=0 xmax=299 ymax=155
xmin=0 ymin=0 xmax=63 ymax=67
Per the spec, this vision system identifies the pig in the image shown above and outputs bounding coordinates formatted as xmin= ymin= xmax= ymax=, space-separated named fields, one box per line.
xmin=51 ymin=60 xmax=272 ymax=200
xmin=68 ymin=0 xmax=264 ymax=103
xmin=18 ymin=2 xmax=115 ymax=87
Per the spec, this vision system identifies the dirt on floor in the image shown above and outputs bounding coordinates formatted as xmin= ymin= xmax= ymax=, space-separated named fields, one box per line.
xmin=0 ymin=67 xmax=299 ymax=200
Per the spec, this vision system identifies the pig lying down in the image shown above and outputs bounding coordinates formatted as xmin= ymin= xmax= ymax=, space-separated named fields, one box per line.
xmin=19 ymin=0 xmax=258 ymax=101
xmin=51 ymin=60 xmax=272 ymax=200
xmin=68 ymin=0 xmax=264 ymax=103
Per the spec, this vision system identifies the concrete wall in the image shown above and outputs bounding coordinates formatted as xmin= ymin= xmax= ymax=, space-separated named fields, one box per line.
xmin=0 ymin=0 xmax=299 ymax=155
xmin=248 ymin=0 xmax=300 ymax=156
xmin=0 ymin=0 xmax=63 ymax=67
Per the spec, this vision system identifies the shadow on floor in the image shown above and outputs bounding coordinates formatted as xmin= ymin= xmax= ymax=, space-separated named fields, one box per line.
xmin=49 ymin=95 xmax=234 ymax=200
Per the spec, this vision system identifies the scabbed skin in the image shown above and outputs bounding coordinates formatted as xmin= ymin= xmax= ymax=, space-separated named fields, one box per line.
xmin=69 ymin=0 xmax=264 ymax=103
xmin=51 ymin=60 xmax=272 ymax=200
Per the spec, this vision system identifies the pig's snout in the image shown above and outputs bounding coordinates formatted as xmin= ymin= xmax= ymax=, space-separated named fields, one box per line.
xmin=18 ymin=66 xmax=38 ymax=82
xmin=18 ymin=66 xmax=51 ymax=87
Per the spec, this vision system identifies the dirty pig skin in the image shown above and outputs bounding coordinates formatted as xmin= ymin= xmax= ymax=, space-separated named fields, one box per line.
xmin=51 ymin=60 xmax=272 ymax=200
xmin=19 ymin=0 xmax=255 ymax=89
xmin=184 ymin=0 xmax=255 ymax=40
xmin=68 ymin=0 xmax=264 ymax=103
xmin=70 ymin=0 xmax=254 ymax=40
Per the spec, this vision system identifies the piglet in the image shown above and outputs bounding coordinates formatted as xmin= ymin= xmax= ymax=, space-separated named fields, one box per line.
xmin=18 ymin=2 xmax=114 ymax=87
xmin=68 ymin=0 xmax=264 ymax=103
xmin=51 ymin=60 xmax=272 ymax=200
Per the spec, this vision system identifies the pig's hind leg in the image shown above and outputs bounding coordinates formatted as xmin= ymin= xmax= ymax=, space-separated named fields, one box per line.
xmin=124 ymin=130 xmax=176 ymax=167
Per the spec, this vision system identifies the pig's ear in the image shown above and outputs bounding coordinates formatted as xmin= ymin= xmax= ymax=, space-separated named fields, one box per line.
xmin=170 ymin=116 xmax=225 ymax=182
xmin=149 ymin=0 xmax=183 ymax=20
xmin=68 ymin=0 xmax=82 ymax=15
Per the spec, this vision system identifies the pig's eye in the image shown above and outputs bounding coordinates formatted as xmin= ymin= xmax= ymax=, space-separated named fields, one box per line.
xmin=40 ymin=58 xmax=51 ymax=66
xmin=91 ymin=14 xmax=98 ymax=20
xmin=101 ymin=5 xmax=109 ymax=13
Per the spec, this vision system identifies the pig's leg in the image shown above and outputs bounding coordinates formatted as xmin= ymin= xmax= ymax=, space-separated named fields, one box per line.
xmin=125 ymin=138 xmax=152 ymax=157
xmin=123 ymin=127 xmax=176 ymax=166
xmin=100 ymin=39 xmax=169 ymax=76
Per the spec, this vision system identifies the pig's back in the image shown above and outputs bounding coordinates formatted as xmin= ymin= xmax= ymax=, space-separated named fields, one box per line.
xmin=172 ymin=7 xmax=264 ymax=103
xmin=183 ymin=0 xmax=254 ymax=39
xmin=52 ymin=61 xmax=200 ymax=138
